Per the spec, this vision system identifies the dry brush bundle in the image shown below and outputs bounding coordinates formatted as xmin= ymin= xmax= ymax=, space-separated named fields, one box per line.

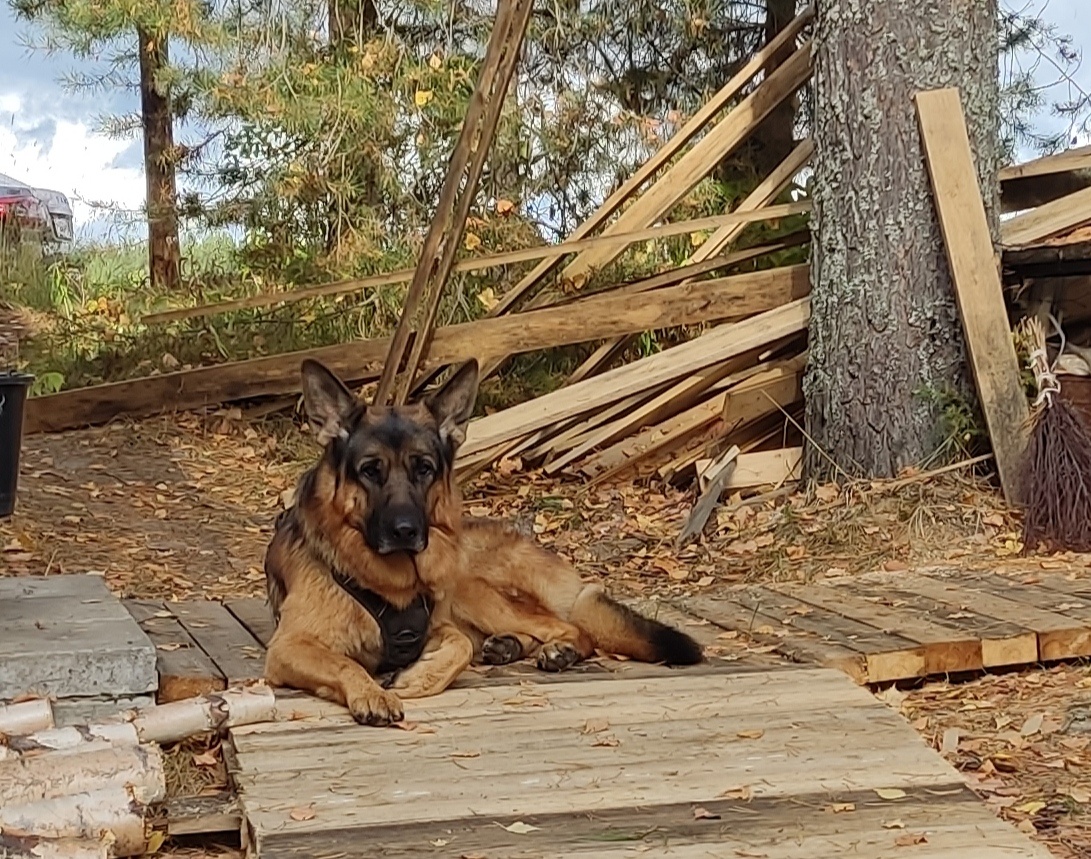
xmin=1015 ymin=315 xmax=1091 ymax=553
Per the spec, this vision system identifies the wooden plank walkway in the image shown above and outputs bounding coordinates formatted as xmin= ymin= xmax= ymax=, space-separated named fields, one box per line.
xmin=129 ymin=565 xmax=1091 ymax=698
xmin=675 ymin=566 xmax=1091 ymax=684
xmin=127 ymin=597 xmax=779 ymax=703
xmin=227 ymin=668 xmax=1051 ymax=858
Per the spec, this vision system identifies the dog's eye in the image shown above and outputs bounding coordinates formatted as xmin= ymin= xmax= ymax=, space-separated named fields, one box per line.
xmin=358 ymin=461 xmax=383 ymax=482
xmin=414 ymin=460 xmax=436 ymax=480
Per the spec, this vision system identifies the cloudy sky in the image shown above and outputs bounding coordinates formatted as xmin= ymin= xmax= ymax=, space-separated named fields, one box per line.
xmin=0 ymin=0 xmax=1087 ymax=243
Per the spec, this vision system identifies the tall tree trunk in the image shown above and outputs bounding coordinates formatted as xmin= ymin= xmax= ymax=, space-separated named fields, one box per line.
xmin=137 ymin=28 xmax=181 ymax=292
xmin=804 ymin=0 xmax=1000 ymax=481
xmin=328 ymin=0 xmax=377 ymax=49
xmin=325 ymin=0 xmax=380 ymax=254
xmin=751 ymin=0 xmax=798 ymax=177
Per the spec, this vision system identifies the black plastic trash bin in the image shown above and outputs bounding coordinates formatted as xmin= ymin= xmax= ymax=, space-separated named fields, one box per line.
xmin=0 ymin=371 xmax=33 ymax=518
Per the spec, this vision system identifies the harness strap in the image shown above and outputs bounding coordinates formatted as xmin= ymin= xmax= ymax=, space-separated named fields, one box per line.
xmin=331 ymin=571 xmax=432 ymax=674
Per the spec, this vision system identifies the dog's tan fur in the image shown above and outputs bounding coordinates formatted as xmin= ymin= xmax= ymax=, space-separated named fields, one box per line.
xmin=264 ymin=359 xmax=703 ymax=726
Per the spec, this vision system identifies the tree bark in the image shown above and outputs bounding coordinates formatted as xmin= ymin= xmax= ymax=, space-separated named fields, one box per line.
xmin=138 ymin=27 xmax=181 ymax=292
xmin=0 ymin=698 xmax=53 ymax=735
xmin=804 ymin=0 xmax=1000 ymax=480
xmin=0 ymin=743 xmax=165 ymax=806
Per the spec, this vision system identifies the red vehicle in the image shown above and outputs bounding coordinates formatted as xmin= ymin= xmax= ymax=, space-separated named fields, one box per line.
xmin=0 ymin=173 xmax=74 ymax=247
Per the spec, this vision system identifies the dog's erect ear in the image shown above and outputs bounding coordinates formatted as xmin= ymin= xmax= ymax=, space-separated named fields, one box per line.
xmin=300 ymin=359 xmax=357 ymax=445
xmin=425 ymin=360 xmax=479 ymax=450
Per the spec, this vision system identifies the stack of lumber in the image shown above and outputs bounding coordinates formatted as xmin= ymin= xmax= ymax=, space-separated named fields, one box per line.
xmin=0 ymin=686 xmax=274 ymax=857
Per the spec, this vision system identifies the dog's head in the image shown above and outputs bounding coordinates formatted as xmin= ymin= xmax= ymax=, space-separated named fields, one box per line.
xmin=300 ymin=358 xmax=479 ymax=555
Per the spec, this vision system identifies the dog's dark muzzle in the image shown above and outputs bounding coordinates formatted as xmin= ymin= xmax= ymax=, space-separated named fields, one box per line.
xmin=367 ymin=506 xmax=428 ymax=555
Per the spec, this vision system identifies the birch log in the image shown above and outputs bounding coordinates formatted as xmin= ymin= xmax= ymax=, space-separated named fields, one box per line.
xmin=0 ymin=787 xmax=147 ymax=857
xmin=0 ymin=743 xmax=165 ymax=806
xmin=0 ymin=699 xmax=54 ymax=736
xmin=129 ymin=684 xmax=275 ymax=743
xmin=0 ymin=834 xmax=108 ymax=859
xmin=5 ymin=722 xmax=140 ymax=756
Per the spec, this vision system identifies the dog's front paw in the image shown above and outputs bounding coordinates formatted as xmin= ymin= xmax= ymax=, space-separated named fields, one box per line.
xmin=537 ymin=642 xmax=581 ymax=673
xmin=346 ymin=686 xmax=404 ymax=726
xmin=482 ymin=634 xmax=524 ymax=665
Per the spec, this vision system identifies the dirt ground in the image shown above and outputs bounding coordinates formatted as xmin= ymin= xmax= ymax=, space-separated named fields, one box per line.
xmin=3 ymin=411 xmax=1091 ymax=857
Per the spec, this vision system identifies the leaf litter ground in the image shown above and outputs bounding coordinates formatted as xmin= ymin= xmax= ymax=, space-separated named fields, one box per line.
xmin=3 ymin=414 xmax=1091 ymax=857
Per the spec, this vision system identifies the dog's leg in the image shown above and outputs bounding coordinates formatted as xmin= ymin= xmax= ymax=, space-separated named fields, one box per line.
xmin=265 ymin=634 xmax=404 ymax=726
xmin=457 ymin=580 xmax=596 ymax=672
xmin=387 ymin=622 xmax=474 ymax=699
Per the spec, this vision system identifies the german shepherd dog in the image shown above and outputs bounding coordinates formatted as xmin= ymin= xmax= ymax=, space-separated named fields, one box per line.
xmin=263 ymin=358 xmax=703 ymax=726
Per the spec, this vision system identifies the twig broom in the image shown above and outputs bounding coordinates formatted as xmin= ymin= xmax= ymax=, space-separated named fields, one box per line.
xmin=1015 ymin=315 xmax=1091 ymax=553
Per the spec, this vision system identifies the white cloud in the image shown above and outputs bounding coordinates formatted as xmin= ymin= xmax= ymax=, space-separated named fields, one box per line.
xmin=0 ymin=93 xmax=145 ymax=240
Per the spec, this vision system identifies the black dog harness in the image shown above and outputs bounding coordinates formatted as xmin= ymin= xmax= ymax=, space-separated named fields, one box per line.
xmin=332 ymin=571 xmax=432 ymax=674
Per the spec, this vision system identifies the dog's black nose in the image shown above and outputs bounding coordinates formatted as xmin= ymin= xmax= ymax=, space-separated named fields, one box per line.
xmin=392 ymin=517 xmax=421 ymax=543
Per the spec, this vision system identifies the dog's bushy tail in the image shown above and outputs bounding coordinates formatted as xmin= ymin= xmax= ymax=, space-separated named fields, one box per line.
xmin=570 ymin=586 xmax=704 ymax=665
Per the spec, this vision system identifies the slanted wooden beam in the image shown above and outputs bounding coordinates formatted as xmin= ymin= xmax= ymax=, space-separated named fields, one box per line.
xmin=916 ymin=87 xmax=1029 ymax=504
xmin=376 ymin=0 xmax=533 ymax=404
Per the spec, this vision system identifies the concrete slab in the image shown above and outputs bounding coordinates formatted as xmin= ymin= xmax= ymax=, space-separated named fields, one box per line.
xmin=0 ymin=574 xmax=157 ymax=701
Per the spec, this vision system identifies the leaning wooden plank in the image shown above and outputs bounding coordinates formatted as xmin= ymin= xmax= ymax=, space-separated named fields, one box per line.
xmin=551 ymin=352 xmax=804 ymax=476
xmin=381 ymin=0 xmax=535 ymax=404
xmin=525 ymin=390 xmax=654 ymax=465
xmin=0 ymin=699 xmax=53 ymax=735
xmin=916 ymin=87 xmax=1030 ymax=504
xmin=559 ymin=43 xmax=813 ymax=288
xmin=1001 ymin=184 xmax=1091 ymax=247
xmin=539 ymin=363 xmax=745 ymax=473
xmin=565 ymin=139 xmax=815 ymax=385
xmin=578 ymin=347 xmax=802 ymax=478
xmin=170 ymin=601 xmax=266 ymax=687
xmin=482 ymin=6 xmax=816 ymax=321
xmin=677 ymin=446 xmax=740 ymax=546
xmin=660 ymin=408 xmax=800 ymax=485
xmin=376 ymin=0 xmax=531 ymax=404
xmin=479 ymin=232 xmax=808 ymax=383
xmin=0 ymin=787 xmax=148 ymax=857
xmin=460 ymin=298 xmax=812 ymax=458
xmin=0 ymin=743 xmax=165 ymax=807
xmin=25 ymin=248 xmax=807 ymax=434
xmin=124 ymin=600 xmax=226 ymax=703
xmin=689 ymin=138 xmax=815 ymax=266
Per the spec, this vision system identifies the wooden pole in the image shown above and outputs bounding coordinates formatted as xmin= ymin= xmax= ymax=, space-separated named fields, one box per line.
xmin=375 ymin=0 xmax=533 ymax=404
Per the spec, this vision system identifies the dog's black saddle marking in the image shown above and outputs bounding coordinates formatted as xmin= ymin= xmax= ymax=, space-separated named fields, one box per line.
xmin=332 ymin=571 xmax=432 ymax=674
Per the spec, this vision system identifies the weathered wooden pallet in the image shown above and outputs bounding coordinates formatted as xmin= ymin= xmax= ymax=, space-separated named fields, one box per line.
xmin=227 ymin=668 xmax=1051 ymax=858
xmin=128 ymin=597 xmax=776 ymax=702
xmin=124 ymin=598 xmax=273 ymax=703
xmin=675 ymin=567 xmax=1091 ymax=684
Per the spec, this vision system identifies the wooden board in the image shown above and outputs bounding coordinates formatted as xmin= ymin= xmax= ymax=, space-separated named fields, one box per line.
xmin=1002 ymin=184 xmax=1091 ymax=247
xmin=480 ymin=6 xmax=815 ymax=321
xmin=125 ymin=600 xmax=226 ymax=703
xmin=167 ymin=601 xmax=267 ymax=686
xmin=228 ymin=669 xmax=1050 ymax=858
xmin=916 ymin=88 xmax=1030 ymax=505
xmin=674 ymin=567 xmax=1091 ymax=684
xmin=25 ymin=244 xmax=806 ymax=435
xmin=225 ymin=599 xmax=277 ymax=648
xmin=459 ymin=297 xmax=811 ymax=458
